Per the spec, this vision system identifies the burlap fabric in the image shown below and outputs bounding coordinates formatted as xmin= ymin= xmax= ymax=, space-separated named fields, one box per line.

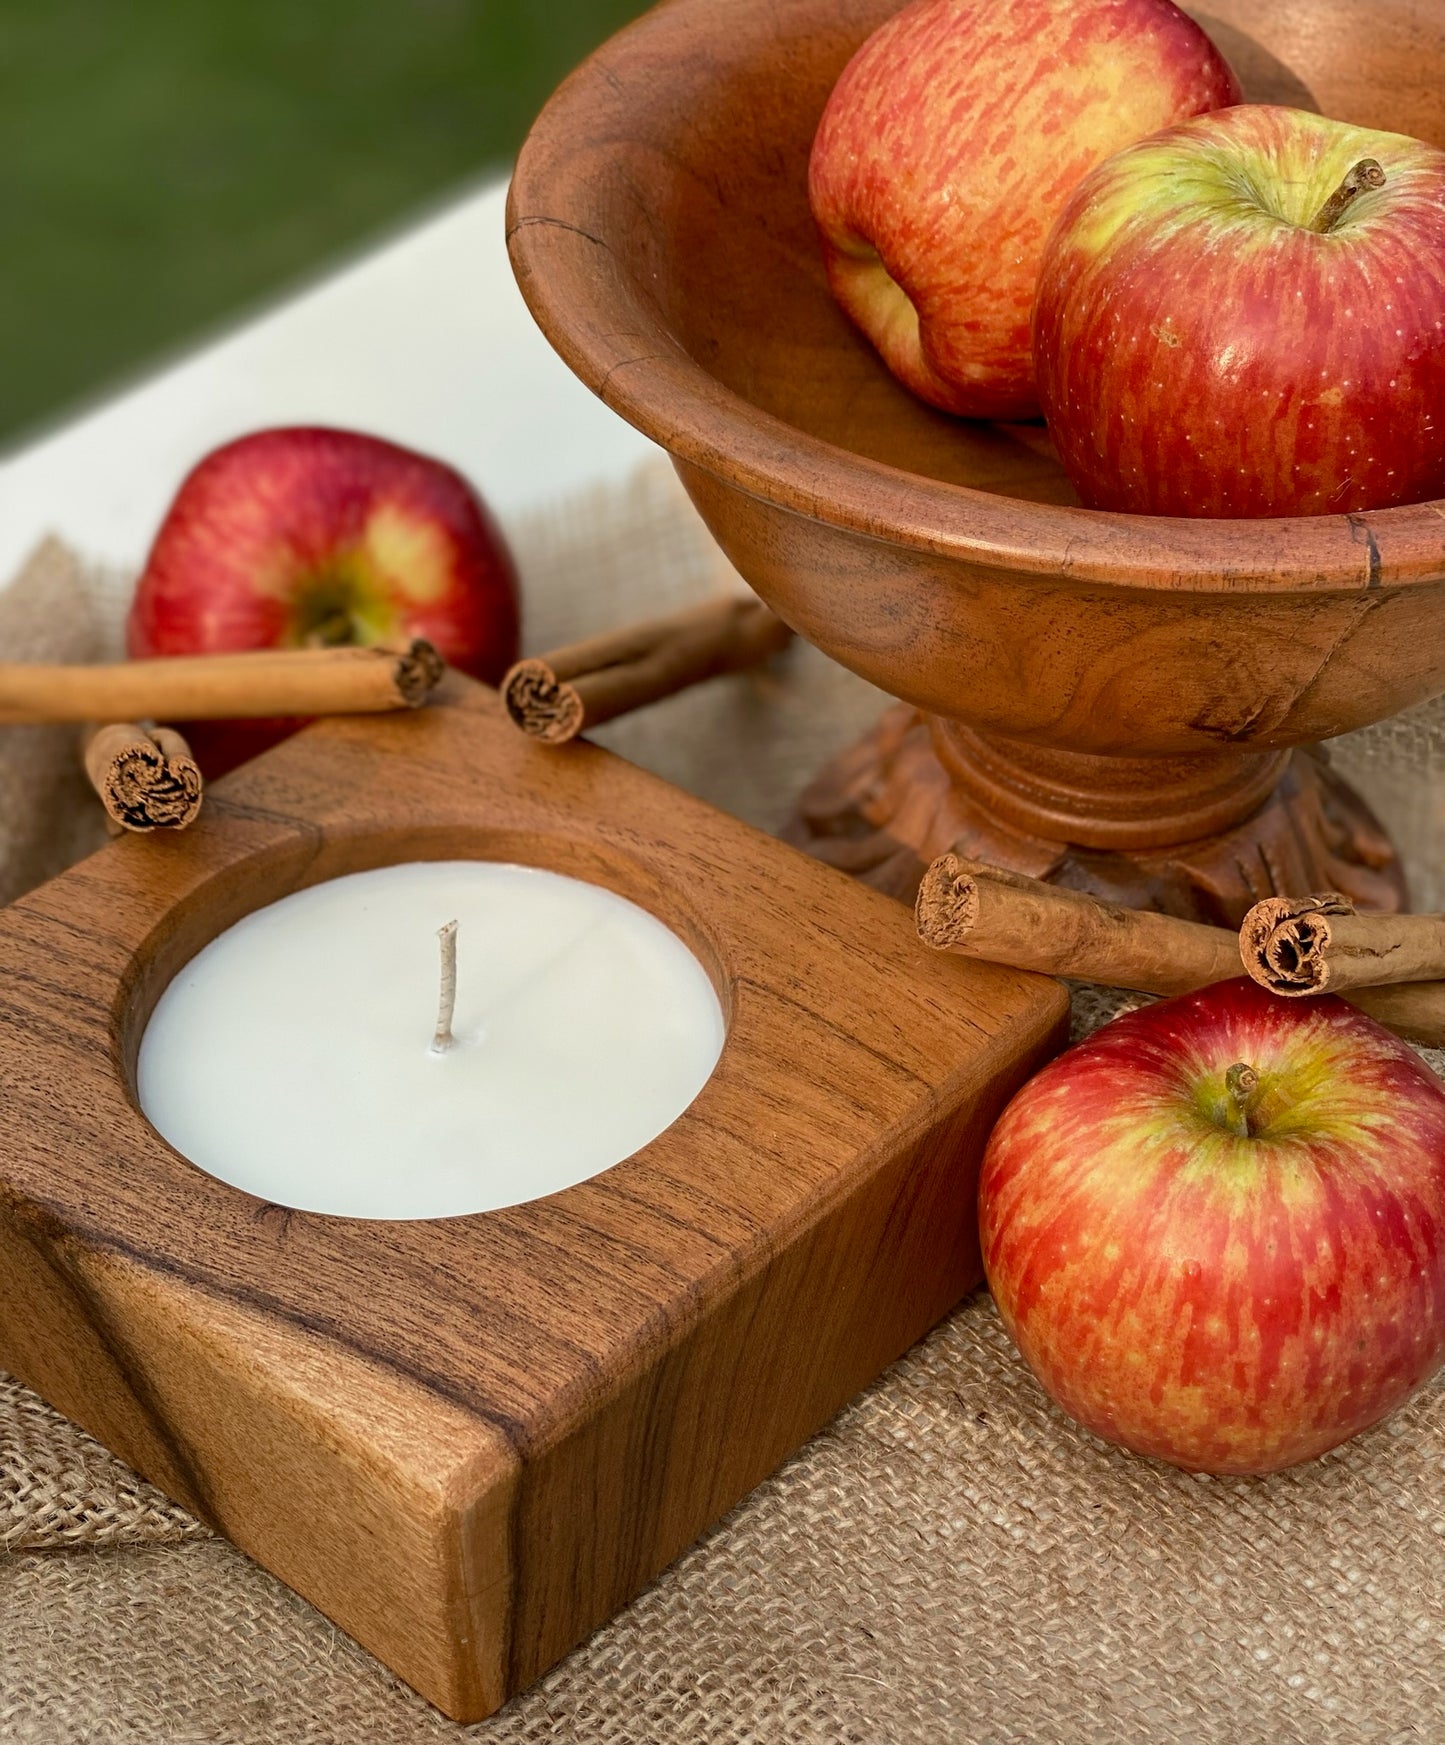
xmin=5 ymin=465 xmax=1445 ymax=1743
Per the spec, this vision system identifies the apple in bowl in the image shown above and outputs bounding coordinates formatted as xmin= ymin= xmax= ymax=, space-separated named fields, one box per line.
xmin=807 ymin=0 xmax=1240 ymax=419
xmin=979 ymin=978 xmax=1445 ymax=1474
xmin=1034 ymin=104 xmax=1445 ymax=516
xmin=127 ymin=427 xmax=520 ymax=772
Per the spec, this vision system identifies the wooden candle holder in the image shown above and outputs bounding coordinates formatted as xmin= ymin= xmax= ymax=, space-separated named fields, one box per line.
xmin=0 ymin=683 xmax=1065 ymax=1721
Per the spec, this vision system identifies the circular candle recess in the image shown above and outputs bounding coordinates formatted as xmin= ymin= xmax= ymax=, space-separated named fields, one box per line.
xmin=137 ymin=861 xmax=726 ymax=1220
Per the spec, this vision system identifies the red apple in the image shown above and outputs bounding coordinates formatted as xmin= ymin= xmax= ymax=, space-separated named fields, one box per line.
xmin=126 ymin=427 xmax=520 ymax=772
xmin=1034 ymin=105 xmax=1445 ymax=516
xmin=979 ymin=978 xmax=1445 ymax=1473
xmin=807 ymin=0 xmax=1240 ymax=420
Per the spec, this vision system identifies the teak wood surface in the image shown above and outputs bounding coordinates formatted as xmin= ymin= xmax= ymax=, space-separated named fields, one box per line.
xmin=508 ymin=0 xmax=1445 ymax=919
xmin=0 ymin=685 xmax=1066 ymax=1722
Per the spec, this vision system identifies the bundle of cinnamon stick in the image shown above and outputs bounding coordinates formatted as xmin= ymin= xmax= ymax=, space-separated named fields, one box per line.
xmin=59 ymin=593 xmax=786 ymax=832
xmin=1 ymin=642 xmax=447 ymax=837
xmin=915 ymin=853 xmax=1445 ymax=1049
xmin=39 ymin=593 xmax=789 ymax=836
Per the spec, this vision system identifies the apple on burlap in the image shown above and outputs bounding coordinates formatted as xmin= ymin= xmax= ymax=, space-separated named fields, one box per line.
xmin=127 ymin=427 xmax=520 ymax=774
xmin=980 ymin=977 xmax=1445 ymax=1474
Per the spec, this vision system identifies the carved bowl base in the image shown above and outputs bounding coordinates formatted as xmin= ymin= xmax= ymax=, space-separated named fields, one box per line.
xmin=782 ymin=706 xmax=1407 ymax=927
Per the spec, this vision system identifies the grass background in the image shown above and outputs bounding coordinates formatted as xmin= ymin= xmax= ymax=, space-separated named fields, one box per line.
xmin=0 ymin=0 xmax=648 ymax=447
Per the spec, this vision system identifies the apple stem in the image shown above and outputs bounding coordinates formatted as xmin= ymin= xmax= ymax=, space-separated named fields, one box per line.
xmin=1222 ymin=1062 xmax=1261 ymax=1139
xmin=305 ymin=614 xmax=355 ymax=648
xmin=1309 ymin=159 xmax=1386 ymax=234
xmin=431 ymin=919 xmax=459 ymax=1053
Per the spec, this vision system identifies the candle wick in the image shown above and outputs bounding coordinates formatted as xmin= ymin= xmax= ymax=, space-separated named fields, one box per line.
xmin=431 ymin=919 xmax=459 ymax=1053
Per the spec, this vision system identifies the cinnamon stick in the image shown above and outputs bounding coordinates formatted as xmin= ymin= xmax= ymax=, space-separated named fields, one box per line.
xmin=914 ymin=853 xmax=1240 ymax=997
xmin=1346 ymin=982 xmax=1445 ymax=1049
xmin=0 ymin=642 xmax=443 ymax=726
xmin=915 ymin=853 xmax=1445 ymax=1048
xmin=83 ymin=724 xmax=203 ymax=833
xmin=1241 ymin=894 xmax=1445 ymax=996
xmin=502 ymin=597 xmax=791 ymax=743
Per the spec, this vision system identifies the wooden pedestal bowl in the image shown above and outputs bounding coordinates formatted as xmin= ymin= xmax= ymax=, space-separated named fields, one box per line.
xmin=508 ymin=0 xmax=1445 ymax=924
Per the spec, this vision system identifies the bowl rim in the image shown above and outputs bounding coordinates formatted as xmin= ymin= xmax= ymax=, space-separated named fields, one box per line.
xmin=507 ymin=0 xmax=1445 ymax=598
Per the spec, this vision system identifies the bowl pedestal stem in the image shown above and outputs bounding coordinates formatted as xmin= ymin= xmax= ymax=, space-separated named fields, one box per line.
xmin=783 ymin=707 xmax=1406 ymax=926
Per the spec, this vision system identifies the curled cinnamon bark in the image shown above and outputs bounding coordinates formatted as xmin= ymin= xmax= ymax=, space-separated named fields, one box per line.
xmin=502 ymin=597 xmax=791 ymax=743
xmin=1240 ymin=894 xmax=1445 ymax=996
xmin=0 ymin=641 xmax=443 ymax=726
xmin=916 ymin=853 xmax=1445 ymax=1047
xmin=503 ymin=662 xmax=586 ymax=742
xmin=83 ymin=724 xmax=203 ymax=833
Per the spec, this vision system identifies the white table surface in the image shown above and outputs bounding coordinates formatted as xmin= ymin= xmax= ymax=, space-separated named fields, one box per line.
xmin=0 ymin=177 xmax=659 ymax=587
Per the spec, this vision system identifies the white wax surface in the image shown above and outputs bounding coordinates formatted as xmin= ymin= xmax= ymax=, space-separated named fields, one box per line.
xmin=137 ymin=862 xmax=725 ymax=1220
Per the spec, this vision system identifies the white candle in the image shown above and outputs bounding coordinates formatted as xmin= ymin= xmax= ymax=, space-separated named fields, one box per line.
xmin=137 ymin=861 xmax=725 ymax=1220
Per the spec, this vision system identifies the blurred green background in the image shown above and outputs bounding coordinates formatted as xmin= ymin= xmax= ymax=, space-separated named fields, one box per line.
xmin=0 ymin=0 xmax=649 ymax=448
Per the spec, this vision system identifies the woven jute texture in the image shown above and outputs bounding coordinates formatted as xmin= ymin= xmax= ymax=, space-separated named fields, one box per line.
xmin=5 ymin=464 xmax=1445 ymax=1744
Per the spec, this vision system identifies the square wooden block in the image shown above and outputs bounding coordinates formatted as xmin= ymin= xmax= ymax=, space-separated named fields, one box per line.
xmin=0 ymin=684 xmax=1066 ymax=1720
